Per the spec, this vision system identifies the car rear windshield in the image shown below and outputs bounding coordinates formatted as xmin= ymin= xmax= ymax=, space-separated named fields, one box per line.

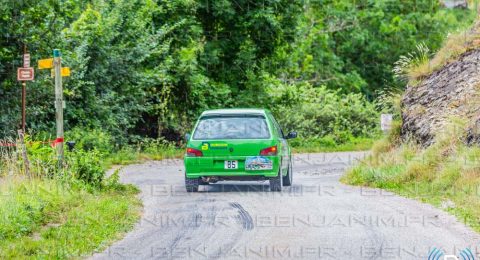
xmin=192 ymin=115 xmax=271 ymax=140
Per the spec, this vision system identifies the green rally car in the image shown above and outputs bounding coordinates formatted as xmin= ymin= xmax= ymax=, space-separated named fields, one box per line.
xmin=184 ymin=108 xmax=297 ymax=192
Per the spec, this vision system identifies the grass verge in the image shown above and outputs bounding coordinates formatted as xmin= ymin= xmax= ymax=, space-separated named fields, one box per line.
xmin=104 ymin=146 xmax=183 ymax=168
xmin=291 ymin=136 xmax=376 ymax=153
xmin=0 ymin=176 xmax=141 ymax=258
xmin=341 ymin=121 xmax=480 ymax=233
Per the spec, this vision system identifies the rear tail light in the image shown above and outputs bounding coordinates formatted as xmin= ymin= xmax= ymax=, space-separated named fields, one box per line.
xmin=186 ymin=147 xmax=203 ymax=157
xmin=260 ymin=145 xmax=277 ymax=156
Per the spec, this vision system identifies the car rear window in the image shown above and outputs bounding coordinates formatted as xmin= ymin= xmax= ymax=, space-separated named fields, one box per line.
xmin=192 ymin=115 xmax=271 ymax=140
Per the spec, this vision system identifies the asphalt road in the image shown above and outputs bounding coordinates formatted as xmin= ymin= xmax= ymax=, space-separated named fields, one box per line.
xmin=92 ymin=152 xmax=480 ymax=260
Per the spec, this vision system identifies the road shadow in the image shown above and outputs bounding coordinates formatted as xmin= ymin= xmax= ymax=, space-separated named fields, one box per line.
xmin=199 ymin=182 xmax=299 ymax=193
xmin=201 ymin=182 xmax=271 ymax=192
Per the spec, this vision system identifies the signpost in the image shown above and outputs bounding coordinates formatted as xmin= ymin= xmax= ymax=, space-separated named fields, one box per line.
xmin=53 ymin=49 xmax=64 ymax=166
xmin=17 ymin=49 xmax=34 ymax=133
xmin=17 ymin=48 xmax=33 ymax=175
xmin=37 ymin=49 xmax=71 ymax=167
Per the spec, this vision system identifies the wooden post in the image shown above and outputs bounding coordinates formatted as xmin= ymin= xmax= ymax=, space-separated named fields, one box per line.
xmin=21 ymin=44 xmax=27 ymax=132
xmin=21 ymin=82 xmax=26 ymax=132
xmin=17 ymin=129 xmax=30 ymax=177
xmin=53 ymin=49 xmax=64 ymax=167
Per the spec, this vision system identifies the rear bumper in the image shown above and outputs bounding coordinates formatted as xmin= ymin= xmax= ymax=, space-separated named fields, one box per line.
xmin=184 ymin=155 xmax=280 ymax=179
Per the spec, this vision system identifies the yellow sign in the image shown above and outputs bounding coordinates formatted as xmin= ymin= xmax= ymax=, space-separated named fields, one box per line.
xmin=50 ymin=67 xmax=71 ymax=77
xmin=38 ymin=58 xmax=53 ymax=69
xmin=201 ymin=143 xmax=209 ymax=150
xmin=61 ymin=67 xmax=71 ymax=77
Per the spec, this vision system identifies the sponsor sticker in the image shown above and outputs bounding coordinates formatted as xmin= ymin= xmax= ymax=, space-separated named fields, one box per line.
xmin=245 ymin=156 xmax=273 ymax=170
xmin=201 ymin=142 xmax=209 ymax=150
xmin=210 ymin=143 xmax=228 ymax=150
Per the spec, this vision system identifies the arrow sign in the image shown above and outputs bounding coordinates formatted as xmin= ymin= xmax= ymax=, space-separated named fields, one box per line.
xmin=61 ymin=67 xmax=71 ymax=76
xmin=38 ymin=58 xmax=53 ymax=69
xmin=50 ymin=67 xmax=71 ymax=77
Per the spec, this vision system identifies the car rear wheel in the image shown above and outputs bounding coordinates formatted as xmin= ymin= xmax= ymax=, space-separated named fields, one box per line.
xmin=283 ymin=160 xmax=292 ymax=186
xmin=269 ymin=170 xmax=283 ymax=192
xmin=185 ymin=176 xmax=200 ymax=192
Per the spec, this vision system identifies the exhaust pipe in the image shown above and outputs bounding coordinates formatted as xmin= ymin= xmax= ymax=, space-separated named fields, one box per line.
xmin=202 ymin=176 xmax=219 ymax=183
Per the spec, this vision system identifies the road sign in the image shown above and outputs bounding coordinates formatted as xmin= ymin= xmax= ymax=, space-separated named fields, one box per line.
xmin=50 ymin=67 xmax=71 ymax=77
xmin=23 ymin=54 xmax=30 ymax=68
xmin=17 ymin=68 xmax=34 ymax=81
xmin=61 ymin=67 xmax=71 ymax=76
xmin=381 ymin=114 xmax=393 ymax=131
xmin=38 ymin=58 xmax=53 ymax=69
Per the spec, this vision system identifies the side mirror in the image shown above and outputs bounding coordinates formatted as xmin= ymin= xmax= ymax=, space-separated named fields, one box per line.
xmin=185 ymin=133 xmax=191 ymax=141
xmin=286 ymin=131 xmax=297 ymax=139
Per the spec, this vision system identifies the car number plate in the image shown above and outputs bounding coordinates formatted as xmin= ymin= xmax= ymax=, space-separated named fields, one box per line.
xmin=224 ymin=160 xmax=238 ymax=169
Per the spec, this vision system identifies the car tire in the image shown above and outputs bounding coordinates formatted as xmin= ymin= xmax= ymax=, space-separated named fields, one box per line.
xmin=283 ymin=160 xmax=292 ymax=186
xmin=199 ymin=179 xmax=209 ymax=185
xmin=269 ymin=170 xmax=283 ymax=192
xmin=185 ymin=176 xmax=200 ymax=192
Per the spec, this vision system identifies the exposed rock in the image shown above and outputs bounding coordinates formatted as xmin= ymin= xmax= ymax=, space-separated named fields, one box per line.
xmin=401 ymin=49 xmax=480 ymax=146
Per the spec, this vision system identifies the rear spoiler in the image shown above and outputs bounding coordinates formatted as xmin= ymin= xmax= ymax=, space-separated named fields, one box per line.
xmin=200 ymin=114 xmax=266 ymax=119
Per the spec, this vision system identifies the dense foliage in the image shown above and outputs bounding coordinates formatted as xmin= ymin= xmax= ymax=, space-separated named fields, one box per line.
xmin=0 ymin=0 xmax=474 ymax=144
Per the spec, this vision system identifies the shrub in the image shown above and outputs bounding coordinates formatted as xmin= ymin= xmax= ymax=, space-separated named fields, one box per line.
xmin=23 ymin=137 xmax=58 ymax=178
xmin=66 ymin=149 xmax=105 ymax=187
xmin=2 ymin=135 xmax=107 ymax=186
xmin=270 ymin=84 xmax=380 ymax=143
xmin=66 ymin=127 xmax=114 ymax=155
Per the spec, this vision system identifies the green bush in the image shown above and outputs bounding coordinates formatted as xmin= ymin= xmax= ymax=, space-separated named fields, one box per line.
xmin=18 ymin=135 xmax=107 ymax=186
xmin=25 ymin=138 xmax=58 ymax=178
xmin=66 ymin=127 xmax=114 ymax=155
xmin=66 ymin=149 xmax=105 ymax=187
xmin=270 ymin=84 xmax=380 ymax=142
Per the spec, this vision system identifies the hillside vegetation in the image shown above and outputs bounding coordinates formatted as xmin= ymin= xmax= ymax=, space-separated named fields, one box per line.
xmin=1 ymin=0 xmax=475 ymax=149
xmin=343 ymin=14 xmax=480 ymax=233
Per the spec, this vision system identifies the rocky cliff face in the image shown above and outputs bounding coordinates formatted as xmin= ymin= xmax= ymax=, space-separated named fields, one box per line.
xmin=401 ymin=49 xmax=480 ymax=146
